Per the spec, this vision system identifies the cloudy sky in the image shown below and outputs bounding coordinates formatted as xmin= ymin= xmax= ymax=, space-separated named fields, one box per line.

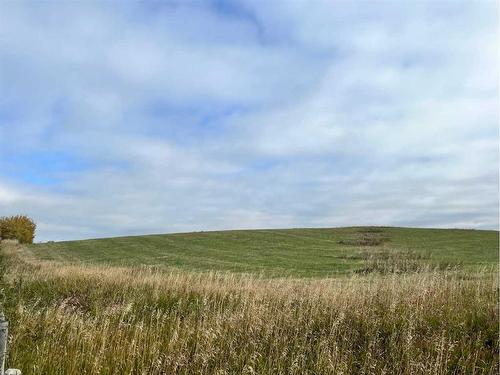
xmin=0 ymin=0 xmax=498 ymax=241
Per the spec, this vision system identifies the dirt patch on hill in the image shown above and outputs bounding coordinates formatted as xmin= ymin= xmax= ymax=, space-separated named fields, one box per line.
xmin=338 ymin=229 xmax=390 ymax=246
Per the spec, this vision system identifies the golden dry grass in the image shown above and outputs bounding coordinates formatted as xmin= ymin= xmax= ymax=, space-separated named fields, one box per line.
xmin=0 ymin=243 xmax=498 ymax=374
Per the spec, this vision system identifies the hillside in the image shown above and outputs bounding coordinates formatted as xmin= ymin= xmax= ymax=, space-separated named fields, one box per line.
xmin=29 ymin=227 xmax=498 ymax=277
xmin=3 ymin=228 xmax=498 ymax=373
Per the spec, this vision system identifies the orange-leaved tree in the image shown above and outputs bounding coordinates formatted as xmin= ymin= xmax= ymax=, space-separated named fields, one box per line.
xmin=0 ymin=215 xmax=36 ymax=244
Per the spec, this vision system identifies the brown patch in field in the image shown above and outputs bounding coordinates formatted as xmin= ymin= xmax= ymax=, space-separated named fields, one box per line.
xmin=338 ymin=230 xmax=390 ymax=246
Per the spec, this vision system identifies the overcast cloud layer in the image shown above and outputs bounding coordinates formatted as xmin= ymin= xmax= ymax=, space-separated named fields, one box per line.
xmin=0 ymin=0 xmax=498 ymax=241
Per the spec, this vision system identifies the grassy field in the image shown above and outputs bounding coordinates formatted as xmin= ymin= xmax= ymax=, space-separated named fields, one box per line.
xmin=30 ymin=227 xmax=498 ymax=277
xmin=0 ymin=227 xmax=498 ymax=374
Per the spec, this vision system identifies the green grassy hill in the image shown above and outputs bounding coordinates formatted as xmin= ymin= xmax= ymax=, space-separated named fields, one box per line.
xmin=29 ymin=227 xmax=498 ymax=277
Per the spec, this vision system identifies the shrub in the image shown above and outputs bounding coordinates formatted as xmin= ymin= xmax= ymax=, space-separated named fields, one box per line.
xmin=0 ymin=215 xmax=36 ymax=244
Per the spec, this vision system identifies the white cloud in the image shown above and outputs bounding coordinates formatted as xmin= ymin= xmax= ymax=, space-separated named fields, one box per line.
xmin=0 ymin=0 xmax=497 ymax=241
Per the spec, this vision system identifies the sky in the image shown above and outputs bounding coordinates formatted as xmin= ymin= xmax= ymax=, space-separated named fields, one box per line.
xmin=0 ymin=0 xmax=498 ymax=241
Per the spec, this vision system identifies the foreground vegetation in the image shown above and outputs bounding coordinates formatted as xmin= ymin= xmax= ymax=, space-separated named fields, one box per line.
xmin=31 ymin=227 xmax=498 ymax=277
xmin=1 ymin=238 xmax=498 ymax=374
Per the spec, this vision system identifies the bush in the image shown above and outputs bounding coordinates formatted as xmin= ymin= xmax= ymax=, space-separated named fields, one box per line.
xmin=0 ymin=215 xmax=36 ymax=244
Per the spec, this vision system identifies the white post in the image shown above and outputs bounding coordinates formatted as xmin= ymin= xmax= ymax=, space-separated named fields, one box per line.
xmin=0 ymin=312 xmax=8 ymax=375
xmin=0 ymin=313 xmax=21 ymax=375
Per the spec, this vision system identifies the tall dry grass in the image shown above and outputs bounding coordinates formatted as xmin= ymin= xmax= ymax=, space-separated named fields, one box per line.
xmin=0 ymin=243 xmax=498 ymax=374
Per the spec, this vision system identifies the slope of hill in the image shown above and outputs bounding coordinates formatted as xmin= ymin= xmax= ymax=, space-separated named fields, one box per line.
xmin=3 ymin=228 xmax=498 ymax=373
xmin=30 ymin=227 xmax=498 ymax=277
